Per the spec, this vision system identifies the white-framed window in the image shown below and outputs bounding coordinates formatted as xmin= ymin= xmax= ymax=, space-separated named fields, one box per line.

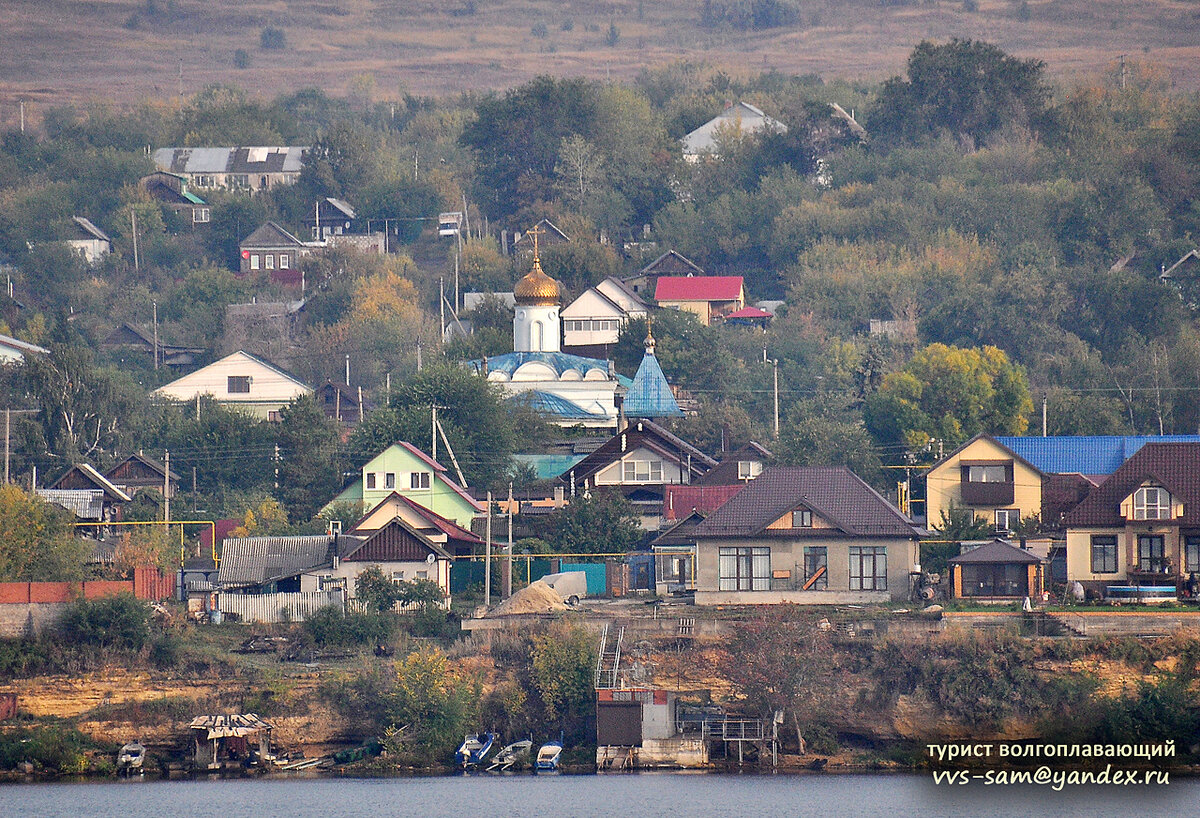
xmin=622 ymin=460 xmax=663 ymax=483
xmin=718 ymin=546 xmax=770 ymax=591
xmin=849 ymin=546 xmax=887 ymax=591
xmin=230 ymin=174 xmax=249 ymax=189
xmin=416 ymin=570 xmax=428 ymax=580
xmin=366 ymin=472 xmax=376 ymax=489
xmin=994 ymin=509 xmax=1018 ymax=531
xmin=792 ymin=509 xmax=812 ymax=528
xmin=411 ymin=472 xmax=431 ymax=489
xmin=737 ymin=460 xmax=762 ymax=480
xmin=385 ymin=473 xmax=396 ymax=489
xmin=1091 ymin=535 xmax=1118 ymax=574
xmin=194 ymin=174 xmax=215 ymax=188
xmin=265 ymin=254 xmax=275 ymax=269
xmin=1133 ymin=486 xmax=1171 ymax=520
xmin=194 ymin=207 xmax=210 ymax=223
xmin=249 ymin=254 xmax=260 ymax=270
xmin=280 ymin=253 xmax=290 ymax=268
xmin=227 ymin=375 xmax=250 ymax=394
xmin=391 ymin=571 xmax=405 ymax=582
xmin=967 ymin=465 xmax=1007 ymax=483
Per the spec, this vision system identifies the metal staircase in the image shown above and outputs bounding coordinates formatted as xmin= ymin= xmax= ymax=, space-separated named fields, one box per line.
xmin=595 ymin=623 xmax=625 ymax=689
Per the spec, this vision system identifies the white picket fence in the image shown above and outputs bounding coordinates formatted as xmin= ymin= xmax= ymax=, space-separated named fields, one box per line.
xmin=218 ymin=590 xmax=343 ymax=623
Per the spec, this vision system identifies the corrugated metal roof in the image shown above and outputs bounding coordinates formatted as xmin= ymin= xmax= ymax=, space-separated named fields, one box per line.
xmin=623 ymin=351 xmax=683 ymax=419
xmin=152 ymin=147 xmax=307 ymax=175
xmin=36 ymin=489 xmax=105 ymax=519
xmin=468 ymin=351 xmax=614 ymax=379
xmin=511 ymin=390 xmax=608 ymax=420
xmin=995 ymin=435 xmax=1200 ymax=476
xmin=513 ymin=453 xmax=588 ymax=480
xmin=217 ymin=535 xmax=332 ymax=588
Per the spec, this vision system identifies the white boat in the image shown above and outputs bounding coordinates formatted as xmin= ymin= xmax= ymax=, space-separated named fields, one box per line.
xmin=535 ymin=741 xmax=562 ymax=771
xmin=487 ymin=739 xmax=533 ymax=771
xmin=117 ymin=741 xmax=146 ymax=774
xmin=456 ymin=732 xmax=498 ymax=768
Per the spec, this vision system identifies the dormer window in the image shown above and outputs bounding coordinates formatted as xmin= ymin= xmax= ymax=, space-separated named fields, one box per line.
xmin=737 ymin=461 xmax=762 ymax=481
xmin=1133 ymin=486 xmax=1171 ymax=520
xmin=792 ymin=509 xmax=812 ymax=528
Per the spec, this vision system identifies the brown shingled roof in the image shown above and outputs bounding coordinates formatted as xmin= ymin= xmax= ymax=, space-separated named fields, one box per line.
xmin=694 ymin=466 xmax=923 ymax=539
xmin=1063 ymin=442 xmax=1200 ymax=527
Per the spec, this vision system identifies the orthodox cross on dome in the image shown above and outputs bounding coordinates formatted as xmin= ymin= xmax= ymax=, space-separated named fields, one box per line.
xmin=526 ymin=224 xmax=545 ymax=264
xmin=644 ymin=316 xmax=655 ymax=353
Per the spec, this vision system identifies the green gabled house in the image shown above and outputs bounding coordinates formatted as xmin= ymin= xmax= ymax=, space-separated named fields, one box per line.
xmin=324 ymin=441 xmax=483 ymax=528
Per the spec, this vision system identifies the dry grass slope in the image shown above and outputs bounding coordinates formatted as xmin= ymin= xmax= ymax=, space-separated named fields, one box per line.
xmin=1 ymin=0 xmax=1198 ymax=122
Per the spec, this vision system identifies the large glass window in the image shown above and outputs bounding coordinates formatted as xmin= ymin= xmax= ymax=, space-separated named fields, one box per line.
xmin=1133 ymin=487 xmax=1171 ymax=520
xmin=1138 ymin=535 xmax=1167 ymax=573
xmin=803 ymin=547 xmax=827 ymax=590
xmin=718 ymin=547 xmax=770 ymax=591
xmin=849 ymin=546 xmax=887 ymax=591
xmin=1187 ymin=536 xmax=1200 ymax=573
xmin=622 ymin=460 xmax=663 ymax=483
xmin=960 ymin=564 xmax=1026 ymax=597
xmin=1091 ymin=535 xmax=1118 ymax=574
xmin=967 ymin=465 xmax=1007 ymax=483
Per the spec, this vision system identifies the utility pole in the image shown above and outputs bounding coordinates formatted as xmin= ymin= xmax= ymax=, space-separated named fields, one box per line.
xmin=485 ymin=491 xmax=493 ymax=608
xmin=152 ymin=300 xmax=159 ymax=370
xmin=505 ymin=481 xmax=514 ymax=599
xmin=772 ymin=358 xmax=780 ymax=437
xmin=431 ymin=405 xmax=438 ymax=462
xmin=130 ymin=209 xmax=140 ymax=272
xmin=1042 ymin=393 xmax=1048 ymax=437
xmin=439 ymin=278 xmax=446 ymax=340
xmin=4 ymin=407 xmax=9 ymax=485
xmin=163 ymin=449 xmax=171 ymax=523
xmin=273 ymin=444 xmax=280 ymax=489
xmin=345 ymin=354 xmax=350 ymax=386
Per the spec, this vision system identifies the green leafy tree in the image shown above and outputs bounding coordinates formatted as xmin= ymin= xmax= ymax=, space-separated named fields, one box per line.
xmin=385 ymin=647 xmax=478 ymax=765
xmin=0 ymin=486 xmax=85 ymax=581
xmin=536 ymin=492 xmax=643 ymax=554
xmin=530 ymin=623 xmax=596 ymax=743
xmin=355 ymin=564 xmax=402 ymax=613
xmin=274 ymin=394 xmax=342 ymax=522
xmin=868 ymin=39 xmax=1050 ymax=146
xmin=348 ymin=364 xmax=515 ymax=489
xmin=58 ymin=593 xmax=151 ymax=651
xmin=864 ymin=343 xmax=1033 ymax=451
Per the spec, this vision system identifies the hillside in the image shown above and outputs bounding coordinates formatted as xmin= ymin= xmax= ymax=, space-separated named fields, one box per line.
xmin=2 ymin=0 xmax=1199 ymax=125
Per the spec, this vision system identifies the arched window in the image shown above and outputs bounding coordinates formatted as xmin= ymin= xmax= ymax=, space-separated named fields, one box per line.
xmin=534 ymin=321 xmax=544 ymax=351
xmin=1133 ymin=486 xmax=1171 ymax=520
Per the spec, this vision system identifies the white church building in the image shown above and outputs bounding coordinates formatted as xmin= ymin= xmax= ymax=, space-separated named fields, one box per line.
xmin=467 ymin=232 xmax=626 ymax=428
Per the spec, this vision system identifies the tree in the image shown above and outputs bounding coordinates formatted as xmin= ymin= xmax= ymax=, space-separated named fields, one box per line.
xmin=355 ymin=564 xmax=402 ymax=613
xmin=59 ymin=594 xmax=152 ymax=652
xmin=864 ymin=343 xmax=1032 ymax=452
xmin=348 ymin=364 xmax=516 ymax=490
xmin=0 ymin=485 xmax=85 ymax=581
xmin=274 ymin=395 xmax=342 ymax=523
xmin=529 ymin=623 xmax=596 ymax=743
xmin=24 ymin=344 xmax=147 ymax=461
xmin=536 ymin=492 xmax=643 ymax=554
xmin=385 ymin=647 xmax=478 ymax=765
xmin=868 ymin=39 xmax=1050 ymax=146
xmin=718 ymin=607 xmax=837 ymax=754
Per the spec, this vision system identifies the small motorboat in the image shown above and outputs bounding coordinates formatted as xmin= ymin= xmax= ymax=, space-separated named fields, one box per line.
xmin=487 ymin=739 xmax=533 ymax=772
xmin=456 ymin=732 xmax=498 ymax=768
xmin=535 ymin=741 xmax=563 ymax=772
xmin=117 ymin=741 xmax=146 ymax=775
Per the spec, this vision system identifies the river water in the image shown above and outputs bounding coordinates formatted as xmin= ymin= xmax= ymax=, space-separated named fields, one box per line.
xmin=5 ymin=772 xmax=1197 ymax=818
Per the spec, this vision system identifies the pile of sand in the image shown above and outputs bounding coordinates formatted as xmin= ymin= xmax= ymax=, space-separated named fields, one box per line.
xmin=487 ymin=580 xmax=568 ymax=616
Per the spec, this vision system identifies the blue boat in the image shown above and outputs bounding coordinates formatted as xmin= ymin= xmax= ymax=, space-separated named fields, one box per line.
xmin=456 ymin=733 xmax=498 ymax=768
xmin=535 ymin=741 xmax=563 ymax=771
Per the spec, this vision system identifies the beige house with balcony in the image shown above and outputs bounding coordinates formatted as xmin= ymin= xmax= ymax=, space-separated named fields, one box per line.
xmin=925 ymin=435 xmax=1048 ymax=533
xmin=1063 ymin=442 xmax=1200 ymax=600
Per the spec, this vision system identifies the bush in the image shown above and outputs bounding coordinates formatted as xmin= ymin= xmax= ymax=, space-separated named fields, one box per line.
xmin=0 ymin=725 xmax=94 ymax=773
xmin=233 ymin=49 xmax=250 ymax=69
xmin=260 ymin=26 xmax=286 ymax=50
xmin=303 ymin=606 xmax=396 ymax=647
xmin=58 ymin=594 xmax=151 ymax=652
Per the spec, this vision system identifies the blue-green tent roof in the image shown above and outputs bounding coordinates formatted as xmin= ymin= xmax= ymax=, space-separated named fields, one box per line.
xmin=624 ymin=351 xmax=683 ymax=418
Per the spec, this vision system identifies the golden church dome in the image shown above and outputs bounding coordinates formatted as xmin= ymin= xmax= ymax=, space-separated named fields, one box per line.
xmin=514 ymin=258 xmax=561 ymax=306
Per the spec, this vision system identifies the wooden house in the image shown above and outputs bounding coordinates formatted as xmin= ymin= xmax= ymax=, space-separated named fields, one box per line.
xmin=152 ymin=350 xmax=312 ymax=421
xmin=621 ymin=250 xmax=705 ymax=299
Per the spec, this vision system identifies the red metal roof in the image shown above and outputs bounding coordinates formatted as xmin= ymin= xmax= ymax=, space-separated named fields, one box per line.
xmin=663 ymin=484 xmax=745 ymax=521
xmin=654 ymin=276 xmax=744 ymax=302
xmin=725 ymin=306 xmax=772 ymax=319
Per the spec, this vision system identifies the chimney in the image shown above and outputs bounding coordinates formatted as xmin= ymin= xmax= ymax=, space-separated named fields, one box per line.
xmin=553 ymin=486 xmax=565 ymax=508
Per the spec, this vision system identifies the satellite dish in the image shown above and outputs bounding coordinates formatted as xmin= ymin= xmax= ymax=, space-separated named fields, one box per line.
xmin=426 ymin=553 xmax=436 ymax=564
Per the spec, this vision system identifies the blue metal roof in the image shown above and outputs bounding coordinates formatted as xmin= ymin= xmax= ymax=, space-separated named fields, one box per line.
xmin=513 ymin=453 xmax=588 ymax=480
xmin=995 ymin=435 xmax=1200 ymax=476
xmin=509 ymin=390 xmax=606 ymax=420
xmin=623 ymin=351 xmax=683 ymax=419
xmin=467 ymin=351 xmax=611 ymax=379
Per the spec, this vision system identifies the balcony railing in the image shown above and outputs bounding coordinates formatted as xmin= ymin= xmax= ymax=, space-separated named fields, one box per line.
xmin=960 ymin=480 xmax=1015 ymax=506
